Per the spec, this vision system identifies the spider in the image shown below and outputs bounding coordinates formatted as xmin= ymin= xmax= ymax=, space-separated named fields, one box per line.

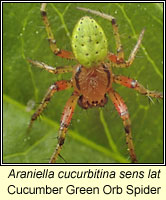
xmin=28 ymin=4 xmax=163 ymax=163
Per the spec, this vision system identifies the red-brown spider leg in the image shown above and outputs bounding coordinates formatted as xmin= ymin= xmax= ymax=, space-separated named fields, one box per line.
xmin=77 ymin=7 xmax=124 ymax=59
xmin=49 ymin=92 xmax=79 ymax=163
xmin=28 ymin=59 xmax=74 ymax=74
xmin=108 ymin=29 xmax=145 ymax=67
xmin=28 ymin=80 xmax=72 ymax=132
xmin=113 ymin=75 xmax=163 ymax=99
xmin=40 ymin=3 xmax=74 ymax=59
xmin=108 ymin=89 xmax=137 ymax=163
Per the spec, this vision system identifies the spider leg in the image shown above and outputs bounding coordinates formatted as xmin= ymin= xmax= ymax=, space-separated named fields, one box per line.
xmin=108 ymin=89 xmax=137 ymax=163
xmin=27 ymin=80 xmax=72 ymax=132
xmin=113 ymin=74 xmax=163 ymax=99
xmin=40 ymin=3 xmax=74 ymax=59
xmin=108 ymin=29 xmax=145 ymax=68
xmin=77 ymin=7 xmax=145 ymax=67
xmin=28 ymin=59 xmax=74 ymax=74
xmin=49 ymin=92 xmax=79 ymax=163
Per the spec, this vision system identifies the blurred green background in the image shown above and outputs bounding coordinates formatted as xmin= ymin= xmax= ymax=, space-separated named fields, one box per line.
xmin=3 ymin=3 xmax=163 ymax=163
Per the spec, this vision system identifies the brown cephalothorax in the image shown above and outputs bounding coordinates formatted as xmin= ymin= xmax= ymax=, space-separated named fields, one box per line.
xmin=73 ymin=63 xmax=111 ymax=109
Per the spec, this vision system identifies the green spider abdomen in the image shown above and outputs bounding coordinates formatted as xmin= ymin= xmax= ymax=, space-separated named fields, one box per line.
xmin=72 ymin=16 xmax=108 ymax=67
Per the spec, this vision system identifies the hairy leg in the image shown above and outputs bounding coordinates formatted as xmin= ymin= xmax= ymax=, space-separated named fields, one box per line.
xmin=113 ymin=74 xmax=163 ymax=99
xmin=28 ymin=80 xmax=72 ymax=131
xmin=108 ymin=89 xmax=137 ymax=163
xmin=40 ymin=3 xmax=74 ymax=59
xmin=49 ymin=92 xmax=79 ymax=163
xmin=77 ymin=7 xmax=144 ymax=67
xmin=108 ymin=29 xmax=145 ymax=67
xmin=28 ymin=59 xmax=74 ymax=74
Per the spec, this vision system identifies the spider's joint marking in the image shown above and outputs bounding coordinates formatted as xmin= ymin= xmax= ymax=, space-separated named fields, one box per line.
xmin=59 ymin=137 xmax=65 ymax=146
xmin=131 ymin=80 xmax=137 ymax=88
xmin=48 ymin=38 xmax=57 ymax=44
xmin=54 ymin=49 xmax=61 ymax=55
xmin=117 ymin=46 xmax=123 ymax=53
xmin=41 ymin=11 xmax=47 ymax=17
xmin=50 ymin=84 xmax=57 ymax=90
xmin=60 ymin=122 xmax=68 ymax=129
xmin=120 ymin=110 xmax=128 ymax=116
xmin=45 ymin=97 xmax=51 ymax=102
xmin=76 ymin=65 xmax=82 ymax=72
xmin=111 ymin=18 xmax=116 ymax=25
xmin=51 ymin=39 xmax=56 ymax=44
xmin=56 ymin=144 xmax=60 ymax=150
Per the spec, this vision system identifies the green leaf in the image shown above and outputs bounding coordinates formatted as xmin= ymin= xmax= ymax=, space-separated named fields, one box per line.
xmin=3 ymin=3 xmax=163 ymax=163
